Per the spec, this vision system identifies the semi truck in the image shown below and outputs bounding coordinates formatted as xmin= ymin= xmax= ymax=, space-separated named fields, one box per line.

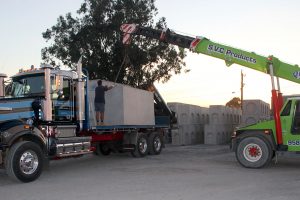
xmin=0 ymin=59 xmax=173 ymax=182
xmin=120 ymin=23 xmax=300 ymax=168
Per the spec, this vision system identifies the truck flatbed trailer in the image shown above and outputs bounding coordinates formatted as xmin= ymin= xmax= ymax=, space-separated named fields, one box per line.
xmin=83 ymin=123 xmax=169 ymax=158
xmin=91 ymin=124 xmax=170 ymax=132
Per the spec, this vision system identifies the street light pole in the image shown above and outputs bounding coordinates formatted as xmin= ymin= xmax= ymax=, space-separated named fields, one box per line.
xmin=240 ymin=70 xmax=245 ymax=112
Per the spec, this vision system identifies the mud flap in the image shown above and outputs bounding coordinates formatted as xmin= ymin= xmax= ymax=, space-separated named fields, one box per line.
xmin=0 ymin=150 xmax=2 ymax=165
xmin=123 ymin=131 xmax=138 ymax=145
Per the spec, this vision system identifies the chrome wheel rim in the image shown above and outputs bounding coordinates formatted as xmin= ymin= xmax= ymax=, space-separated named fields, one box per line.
xmin=154 ymin=137 xmax=162 ymax=152
xmin=19 ymin=150 xmax=39 ymax=175
xmin=139 ymin=138 xmax=148 ymax=154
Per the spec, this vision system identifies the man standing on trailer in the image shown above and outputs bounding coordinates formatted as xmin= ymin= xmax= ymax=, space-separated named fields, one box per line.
xmin=94 ymin=80 xmax=114 ymax=126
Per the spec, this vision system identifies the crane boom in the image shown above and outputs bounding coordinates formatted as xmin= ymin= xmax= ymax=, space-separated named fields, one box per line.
xmin=120 ymin=23 xmax=300 ymax=149
xmin=120 ymin=24 xmax=300 ymax=85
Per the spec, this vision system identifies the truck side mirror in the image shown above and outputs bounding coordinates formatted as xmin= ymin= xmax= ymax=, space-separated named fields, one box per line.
xmin=57 ymin=90 xmax=65 ymax=99
xmin=51 ymin=75 xmax=62 ymax=93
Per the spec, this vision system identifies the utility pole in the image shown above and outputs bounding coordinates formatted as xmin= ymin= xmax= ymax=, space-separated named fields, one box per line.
xmin=240 ymin=70 xmax=245 ymax=112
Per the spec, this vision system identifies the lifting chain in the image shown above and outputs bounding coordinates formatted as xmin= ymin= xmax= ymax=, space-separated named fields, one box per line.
xmin=114 ymin=47 xmax=129 ymax=83
xmin=114 ymin=47 xmax=138 ymax=84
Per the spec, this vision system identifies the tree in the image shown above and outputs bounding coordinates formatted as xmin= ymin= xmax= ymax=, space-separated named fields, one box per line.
xmin=226 ymin=97 xmax=241 ymax=109
xmin=42 ymin=0 xmax=188 ymax=87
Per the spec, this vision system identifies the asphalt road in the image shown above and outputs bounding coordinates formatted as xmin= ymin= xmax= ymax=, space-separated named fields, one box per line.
xmin=1 ymin=144 xmax=300 ymax=200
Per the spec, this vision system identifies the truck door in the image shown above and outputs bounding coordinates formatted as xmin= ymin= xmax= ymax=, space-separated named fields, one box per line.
xmin=292 ymin=101 xmax=300 ymax=134
xmin=281 ymin=100 xmax=300 ymax=151
xmin=51 ymin=76 xmax=74 ymax=122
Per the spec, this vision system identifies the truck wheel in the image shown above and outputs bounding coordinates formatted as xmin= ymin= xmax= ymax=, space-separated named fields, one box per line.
xmin=94 ymin=143 xmax=111 ymax=156
xmin=99 ymin=144 xmax=111 ymax=156
xmin=236 ymin=136 xmax=272 ymax=168
xmin=131 ymin=133 xmax=149 ymax=157
xmin=5 ymin=141 xmax=44 ymax=183
xmin=148 ymin=133 xmax=162 ymax=155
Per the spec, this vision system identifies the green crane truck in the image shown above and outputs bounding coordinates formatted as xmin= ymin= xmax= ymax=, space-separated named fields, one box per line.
xmin=121 ymin=23 xmax=300 ymax=168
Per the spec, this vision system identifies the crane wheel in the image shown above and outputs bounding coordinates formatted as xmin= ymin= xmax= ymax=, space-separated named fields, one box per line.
xmin=236 ymin=136 xmax=272 ymax=168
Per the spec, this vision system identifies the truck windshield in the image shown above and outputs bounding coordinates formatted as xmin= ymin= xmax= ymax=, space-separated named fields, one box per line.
xmin=6 ymin=74 xmax=45 ymax=98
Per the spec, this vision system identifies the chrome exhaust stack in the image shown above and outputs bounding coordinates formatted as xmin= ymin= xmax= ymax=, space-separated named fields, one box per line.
xmin=76 ymin=55 xmax=85 ymax=130
xmin=0 ymin=73 xmax=7 ymax=97
xmin=41 ymin=64 xmax=53 ymax=121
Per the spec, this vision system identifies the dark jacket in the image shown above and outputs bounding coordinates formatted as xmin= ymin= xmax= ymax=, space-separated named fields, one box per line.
xmin=94 ymin=85 xmax=108 ymax=103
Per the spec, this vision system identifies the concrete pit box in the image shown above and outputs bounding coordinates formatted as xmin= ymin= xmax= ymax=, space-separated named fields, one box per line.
xmin=89 ymin=80 xmax=155 ymax=126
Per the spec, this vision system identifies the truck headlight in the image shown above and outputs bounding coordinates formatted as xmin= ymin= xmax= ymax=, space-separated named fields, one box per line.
xmin=26 ymin=118 xmax=34 ymax=126
xmin=231 ymin=131 xmax=237 ymax=138
xmin=24 ymin=118 xmax=34 ymax=129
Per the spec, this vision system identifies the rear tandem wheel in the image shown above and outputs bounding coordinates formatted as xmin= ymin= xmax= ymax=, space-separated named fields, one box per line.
xmin=131 ymin=133 xmax=149 ymax=157
xmin=148 ymin=132 xmax=162 ymax=155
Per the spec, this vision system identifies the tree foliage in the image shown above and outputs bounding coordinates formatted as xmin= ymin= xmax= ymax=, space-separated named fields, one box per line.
xmin=42 ymin=0 xmax=188 ymax=87
xmin=226 ymin=97 xmax=241 ymax=109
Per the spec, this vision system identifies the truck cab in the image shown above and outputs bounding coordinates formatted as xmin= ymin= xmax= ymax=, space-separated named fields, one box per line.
xmin=1 ymin=66 xmax=83 ymax=125
xmin=0 ymin=65 xmax=92 ymax=182
xmin=232 ymin=98 xmax=300 ymax=168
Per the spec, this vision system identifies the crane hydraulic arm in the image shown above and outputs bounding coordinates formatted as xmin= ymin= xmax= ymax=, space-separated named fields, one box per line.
xmin=120 ymin=23 xmax=300 ymax=150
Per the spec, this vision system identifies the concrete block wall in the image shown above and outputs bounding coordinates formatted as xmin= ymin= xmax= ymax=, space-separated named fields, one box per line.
xmin=172 ymin=124 xmax=205 ymax=145
xmin=88 ymin=80 xmax=155 ymax=126
xmin=241 ymin=100 xmax=270 ymax=126
xmin=168 ymin=103 xmax=209 ymax=125
xmin=169 ymin=100 xmax=271 ymax=145
xmin=209 ymin=105 xmax=241 ymax=125
xmin=204 ymin=105 xmax=242 ymax=145
xmin=171 ymin=129 xmax=181 ymax=145
xmin=168 ymin=103 xmax=208 ymax=145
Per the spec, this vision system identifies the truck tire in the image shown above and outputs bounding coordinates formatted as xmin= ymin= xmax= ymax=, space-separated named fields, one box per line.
xmin=148 ymin=133 xmax=162 ymax=155
xmin=94 ymin=143 xmax=111 ymax=156
xmin=5 ymin=141 xmax=44 ymax=183
xmin=131 ymin=133 xmax=149 ymax=157
xmin=236 ymin=136 xmax=272 ymax=168
xmin=99 ymin=144 xmax=111 ymax=156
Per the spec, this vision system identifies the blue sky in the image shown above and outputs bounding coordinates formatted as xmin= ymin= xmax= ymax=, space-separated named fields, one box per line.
xmin=1 ymin=0 xmax=300 ymax=107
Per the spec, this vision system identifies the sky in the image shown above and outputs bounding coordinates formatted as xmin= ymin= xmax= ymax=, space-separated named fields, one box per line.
xmin=1 ymin=0 xmax=300 ymax=107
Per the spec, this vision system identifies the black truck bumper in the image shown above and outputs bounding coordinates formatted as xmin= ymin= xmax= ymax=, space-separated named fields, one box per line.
xmin=230 ymin=137 xmax=237 ymax=152
xmin=0 ymin=149 xmax=3 ymax=166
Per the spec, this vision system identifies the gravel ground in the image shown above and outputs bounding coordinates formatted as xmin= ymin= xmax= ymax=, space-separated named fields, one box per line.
xmin=1 ymin=144 xmax=300 ymax=200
